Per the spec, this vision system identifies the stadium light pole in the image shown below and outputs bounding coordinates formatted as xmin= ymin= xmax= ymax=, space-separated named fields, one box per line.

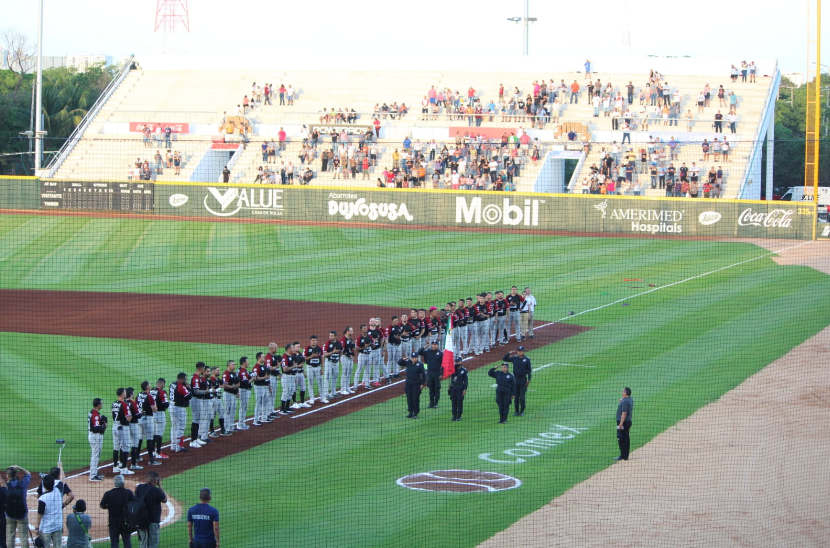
xmin=34 ymin=0 xmax=44 ymax=174
xmin=507 ymin=0 xmax=537 ymax=56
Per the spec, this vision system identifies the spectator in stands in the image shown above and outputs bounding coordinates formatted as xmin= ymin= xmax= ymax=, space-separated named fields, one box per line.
xmin=302 ymin=168 xmax=313 ymax=185
xmin=718 ymin=85 xmax=726 ymax=107
xmin=172 ymin=152 xmax=181 ymax=176
xmin=722 ymin=138 xmax=730 ymax=162
xmin=728 ymin=92 xmax=738 ymax=114
xmin=278 ymin=84 xmax=286 ymax=105
xmin=728 ymin=112 xmax=737 ymax=133
xmin=164 ymin=126 xmax=172 ymax=149
xmin=166 ymin=150 xmax=174 ymax=171
xmin=584 ymin=60 xmax=591 ymax=79
xmin=154 ymin=151 xmax=164 ymax=176
xmin=685 ymin=110 xmax=694 ymax=132
xmin=567 ymin=129 xmax=576 ymax=141
xmin=749 ymin=62 xmax=757 ymax=83
xmin=278 ymin=128 xmax=287 ymax=150
xmin=714 ymin=111 xmax=724 ymax=133
xmin=222 ymin=166 xmax=230 ymax=183
xmin=142 ymin=126 xmax=151 ymax=147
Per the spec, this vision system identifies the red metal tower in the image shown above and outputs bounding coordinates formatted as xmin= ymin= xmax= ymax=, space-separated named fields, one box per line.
xmin=154 ymin=0 xmax=190 ymax=34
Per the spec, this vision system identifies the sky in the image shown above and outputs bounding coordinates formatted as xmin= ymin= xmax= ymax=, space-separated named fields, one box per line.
xmin=2 ymin=0 xmax=827 ymax=75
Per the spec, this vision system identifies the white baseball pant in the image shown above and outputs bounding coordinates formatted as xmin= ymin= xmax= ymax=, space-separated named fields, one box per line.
xmin=324 ymin=360 xmax=339 ymax=398
xmin=237 ymin=388 xmax=251 ymax=427
xmin=307 ymin=366 xmax=323 ymax=400
xmin=89 ymin=432 xmax=103 ymax=477
xmin=340 ymin=357 xmax=354 ymax=391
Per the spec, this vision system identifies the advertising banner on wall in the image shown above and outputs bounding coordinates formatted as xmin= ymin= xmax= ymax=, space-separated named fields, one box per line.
xmin=153 ymin=183 xmax=815 ymax=239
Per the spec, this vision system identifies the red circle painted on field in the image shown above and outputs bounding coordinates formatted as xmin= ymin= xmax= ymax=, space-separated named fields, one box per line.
xmin=396 ymin=469 xmax=522 ymax=493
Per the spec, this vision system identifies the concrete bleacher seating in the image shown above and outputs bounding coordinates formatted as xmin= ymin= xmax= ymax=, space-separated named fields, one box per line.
xmin=50 ymin=63 xmax=774 ymax=197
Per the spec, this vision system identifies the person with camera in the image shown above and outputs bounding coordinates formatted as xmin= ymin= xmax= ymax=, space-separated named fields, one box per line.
xmin=135 ymin=471 xmax=167 ymax=548
xmin=100 ymin=475 xmax=134 ymax=548
xmin=36 ymin=466 xmax=74 ymax=510
xmin=88 ymin=398 xmax=107 ymax=481
xmin=34 ymin=475 xmax=63 ymax=548
xmin=187 ymin=488 xmax=219 ymax=548
xmin=65 ymin=499 xmax=92 ymax=548
xmin=5 ymin=465 xmax=32 ymax=548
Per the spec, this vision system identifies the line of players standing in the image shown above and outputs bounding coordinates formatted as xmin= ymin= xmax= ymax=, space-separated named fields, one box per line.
xmin=86 ymin=287 xmax=536 ymax=479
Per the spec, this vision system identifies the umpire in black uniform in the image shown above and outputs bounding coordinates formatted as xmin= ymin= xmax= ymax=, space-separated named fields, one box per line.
xmin=488 ymin=363 xmax=516 ymax=424
xmin=504 ymin=347 xmax=532 ymax=416
xmin=448 ymin=356 xmax=468 ymax=421
xmin=400 ymin=353 xmax=426 ymax=418
xmin=418 ymin=341 xmax=444 ymax=409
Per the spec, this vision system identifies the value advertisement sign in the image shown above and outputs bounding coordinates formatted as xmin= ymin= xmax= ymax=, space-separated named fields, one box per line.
xmin=153 ymin=183 xmax=814 ymax=239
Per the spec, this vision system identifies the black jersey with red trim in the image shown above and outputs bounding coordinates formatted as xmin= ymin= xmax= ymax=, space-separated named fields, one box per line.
xmin=150 ymin=388 xmax=169 ymax=411
xmin=387 ymin=324 xmax=403 ymax=345
xmin=323 ymin=340 xmax=343 ymax=362
xmin=356 ymin=335 xmax=373 ymax=355
xmin=506 ymin=294 xmax=525 ymax=311
xmin=238 ymin=368 xmax=252 ymax=389
xmin=340 ymin=336 xmax=355 ymax=358
xmin=494 ymin=299 xmax=508 ymax=316
xmin=137 ymin=392 xmax=155 ymax=417
xmin=127 ymin=399 xmax=141 ymax=422
xmin=170 ymin=381 xmax=191 ymax=407
xmin=473 ymin=303 xmax=489 ymax=322
xmin=191 ymin=373 xmax=206 ymax=399
xmin=368 ymin=329 xmax=383 ymax=350
xmin=304 ymin=345 xmax=323 ymax=366
xmin=112 ymin=400 xmax=131 ymax=426
xmin=89 ymin=409 xmax=106 ymax=433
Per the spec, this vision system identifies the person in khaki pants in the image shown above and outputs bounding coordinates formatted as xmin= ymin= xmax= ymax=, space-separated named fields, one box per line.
xmin=519 ymin=287 xmax=537 ymax=339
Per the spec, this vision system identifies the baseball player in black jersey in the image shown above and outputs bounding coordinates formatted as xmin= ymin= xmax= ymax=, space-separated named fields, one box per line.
xmin=221 ymin=360 xmax=240 ymax=435
xmin=236 ymin=357 xmax=253 ymax=430
xmin=354 ymin=325 xmax=373 ymax=390
xmin=322 ymin=331 xmax=343 ymax=400
xmin=340 ymin=327 xmax=356 ymax=394
xmin=169 ymin=372 xmax=192 ymax=453
xmin=506 ymin=286 xmax=525 ymax=342
xmin=399 ymin=313 xmax=413 ymax=362
xmin=485 ymin=292 xmax=496 ymax=350
xmin=150 ymin=378 xmax=169 ymax=460
xmin=137 ymin=381 xmax=161 ymax=466
xmin=190 ymin=362 xmax=210 ymax=449
xmin=304 ymin=336 xmax=327 ymax=404
xmin=408 ymin=309 xmax=423 ymax=351
xmin=504 ymin=347 xmax=532 ymax=416
xmin=207 ymin=367 xmax=222 ymax=438
xmin=111 ymin=388 xmax=133 ymax=475
xmin=400 ymin=352 xmax=426 ymax=418
xmin=455 ymin=299 xmax=467 ymax=356
xmin=125 ymin=388 xmax=143 ymax=471
xmin=292 ymin=342 xmax=309 ymax=407
xmin=463 ymin=298 xmax=475 ymax=355
xmin=386 ymin=317 xmax=403 ymax=377
xmin=88 ymin=398 xmax=106 ymax=481
xmin=265 ymin=343 xmax=280 ymax=418
xmin=471 ymin=294 xmax=489 ymax=355
xmin=448 ymin=357 xmax=469 ymax=421
xmin=251 ymin=353 xmax=273 ymax=423
xmin=368 ymin=319 xmax=386 ymax=386
xmin=494 ymin=291 xmax=508 ymax=346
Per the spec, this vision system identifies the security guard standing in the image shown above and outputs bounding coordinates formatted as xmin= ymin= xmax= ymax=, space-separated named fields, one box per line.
xmin=418 ymin=340 xmax=444 ymax=409
xmin=504 ymin=346 xmax=532 ymax=416
xmin=448 ymin=356 xmax=468 ymax=421
xmin=488 ymin=363 xmax=516 ymax=424
xmin=400 ymin=353 xmax=426 ymax=418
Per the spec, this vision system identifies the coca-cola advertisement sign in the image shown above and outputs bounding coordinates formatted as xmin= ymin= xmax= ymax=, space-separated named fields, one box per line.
xmin=738 ymin=208 xmax=794 ymax=229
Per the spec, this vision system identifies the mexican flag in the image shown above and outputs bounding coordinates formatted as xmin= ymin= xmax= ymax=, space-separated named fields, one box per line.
xmin=441 ymin=314 xmax=455 ymax=379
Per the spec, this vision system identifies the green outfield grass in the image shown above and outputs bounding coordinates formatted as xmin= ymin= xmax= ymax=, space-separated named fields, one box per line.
xmin=1 ymin=214 xmax=829 ymax=547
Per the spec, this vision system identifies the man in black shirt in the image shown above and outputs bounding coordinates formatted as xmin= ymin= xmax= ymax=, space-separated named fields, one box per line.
xmin=504 ymin=347 xmax=532 ymax=416
xmin=488 ymin=363 xmax=516 ymax=424
xmin=135 ymin=471 xmax=167 ymax=548
xmin=100 ymin=474 xmax=135 ymax=548
xmin=418 ymin=341 xmax=444 ymax=409
xmin=386 ymin=316 xmax=403 ymax=378
xmin=448 ymin=357 xmax=468 ymax=421
xmin=615 ymin=387 xmax=634 ymax=461
xmin=400 ymin=353 xmax=426 ymax=418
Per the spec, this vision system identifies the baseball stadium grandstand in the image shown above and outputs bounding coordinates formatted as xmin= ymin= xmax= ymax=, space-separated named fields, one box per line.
xmin=44 ymin=56 xmax=778 ymax=199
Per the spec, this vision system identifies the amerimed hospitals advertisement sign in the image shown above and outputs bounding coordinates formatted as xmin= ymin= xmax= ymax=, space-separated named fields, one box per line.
xmin=153 ymin=183 xmax=815 ymax=239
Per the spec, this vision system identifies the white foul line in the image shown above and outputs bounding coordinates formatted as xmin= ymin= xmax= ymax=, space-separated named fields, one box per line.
xmin=532 ymin=240 xmax=812 ymax=328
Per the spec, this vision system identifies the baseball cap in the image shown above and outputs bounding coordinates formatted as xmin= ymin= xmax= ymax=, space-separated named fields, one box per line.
xmin=410 ymin=352 xmax=418 ymax=358
xmin=431 ymin=340 xmax=438 ymax=345
xmin=429 ymin=306 xmax=438 ymax=311
xmin=455 ymin=356 xmax=462 ymax=363
xmin=518 ymin=346 xmax=526 ymax=351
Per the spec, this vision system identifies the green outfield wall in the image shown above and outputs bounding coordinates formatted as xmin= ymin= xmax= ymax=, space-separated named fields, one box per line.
xmin=0 ymin=178 xmax=816 ymax=239
xmin=0 ymin=176 xmax=40 ymax=210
